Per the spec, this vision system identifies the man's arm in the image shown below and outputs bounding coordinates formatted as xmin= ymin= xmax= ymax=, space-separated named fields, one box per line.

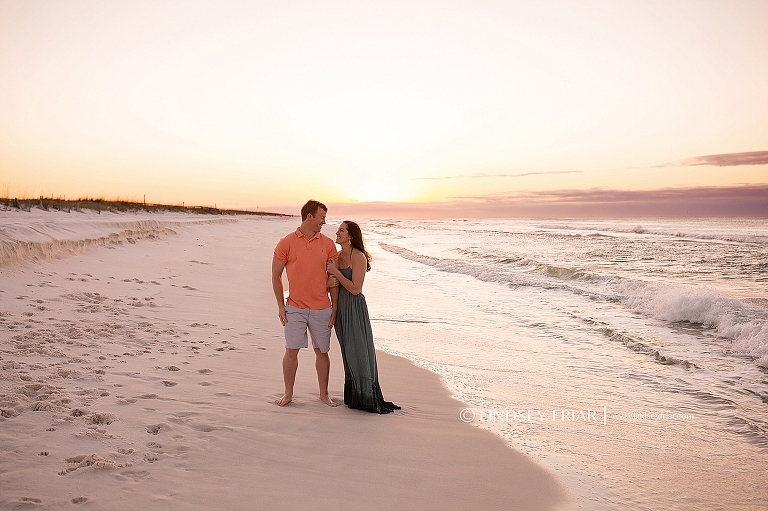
xmin=271 ymin=258 xmax=287 ymax=326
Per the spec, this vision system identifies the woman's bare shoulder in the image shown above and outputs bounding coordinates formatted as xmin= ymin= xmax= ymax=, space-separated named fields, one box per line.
xmin=350 ymin=249 xmax=368 ymax=266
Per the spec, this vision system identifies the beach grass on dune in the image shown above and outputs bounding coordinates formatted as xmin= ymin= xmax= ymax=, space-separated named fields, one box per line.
xmin=0 ymin=195 xmax=288 ymax=216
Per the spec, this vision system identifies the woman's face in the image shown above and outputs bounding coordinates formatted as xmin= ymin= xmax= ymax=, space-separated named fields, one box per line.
xmin=335 ymin=223 xmax=350 ymax=245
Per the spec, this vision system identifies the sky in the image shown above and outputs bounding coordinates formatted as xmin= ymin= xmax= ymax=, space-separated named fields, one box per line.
xmin=1 ymin=0 xmax=767 ymax=217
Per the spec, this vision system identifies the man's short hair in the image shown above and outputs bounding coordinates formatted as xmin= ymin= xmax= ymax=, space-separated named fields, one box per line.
xmin=301 ymin=200 xmax=327 ymax=221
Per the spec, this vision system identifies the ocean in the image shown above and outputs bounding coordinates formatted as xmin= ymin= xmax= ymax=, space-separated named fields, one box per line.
xmin=348 ymin=217 xmax=768 ymax=510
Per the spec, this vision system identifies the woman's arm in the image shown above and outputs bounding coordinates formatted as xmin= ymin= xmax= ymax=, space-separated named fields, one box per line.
xmin=326 ymin=252 xmax=366 ymax=295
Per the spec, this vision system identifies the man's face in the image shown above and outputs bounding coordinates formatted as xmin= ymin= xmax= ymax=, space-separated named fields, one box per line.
xmin=308 ymin=208 xmax=327 ymax=233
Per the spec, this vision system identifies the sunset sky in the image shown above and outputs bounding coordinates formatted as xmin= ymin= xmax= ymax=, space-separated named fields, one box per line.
xmin=1 ymin=1 xmax=767 ymax=216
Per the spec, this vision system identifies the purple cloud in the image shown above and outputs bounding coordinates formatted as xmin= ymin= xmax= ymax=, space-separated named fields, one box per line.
xmin=681 ymin=150 xmax=768 ymax=167
xmin=454 ymin=185 xmax=767 ymax=202
xmin=448 ymin=185 xmax=768 ymax=216
xmin=329 ymin=184 xmax=768 ymax=218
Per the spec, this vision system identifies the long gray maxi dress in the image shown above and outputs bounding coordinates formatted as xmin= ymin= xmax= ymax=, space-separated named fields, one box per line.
xmin=335 ymin=267 xmax=400 ymax=414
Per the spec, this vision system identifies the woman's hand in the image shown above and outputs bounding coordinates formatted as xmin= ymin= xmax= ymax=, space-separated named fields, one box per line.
xmin=326 ymin=260 xmax=338 ymax=276
xmin=326 ymin=275 xmax=339 ymax=288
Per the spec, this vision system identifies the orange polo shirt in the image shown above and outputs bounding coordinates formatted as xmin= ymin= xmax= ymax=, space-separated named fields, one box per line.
xmin=274 ymin=228 xmax=339 ymax=309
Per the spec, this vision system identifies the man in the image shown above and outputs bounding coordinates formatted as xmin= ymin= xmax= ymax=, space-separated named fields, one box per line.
xmin=272 ymin=200 xmax=339 ymax=407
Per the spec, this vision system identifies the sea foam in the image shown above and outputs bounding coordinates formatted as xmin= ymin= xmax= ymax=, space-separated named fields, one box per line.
xmin=619 ymin=280 xmax=768 ymax=367
xmin=381 ymin=241 xmax=768 ymax=368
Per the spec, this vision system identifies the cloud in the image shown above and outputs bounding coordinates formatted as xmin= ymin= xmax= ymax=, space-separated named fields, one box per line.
xmin=680 ymin=150 xmax=768 ymax=167
xmin=411 ymin=170 xmax=582 ymax=181
xmin=328 ymin=184 xmax=768 ymax=218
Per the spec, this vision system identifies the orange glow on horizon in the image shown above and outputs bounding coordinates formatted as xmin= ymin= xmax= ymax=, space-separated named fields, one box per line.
xmin=1 ymin=1 xmax=767 ymax=212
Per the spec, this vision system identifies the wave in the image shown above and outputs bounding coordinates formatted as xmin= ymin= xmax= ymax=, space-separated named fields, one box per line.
xmin=600 ymin=325 xmax=699 ymax=368
xmin=380 ymin=243 xmax=531 ymax=287
xmin=534 ymin=222 xmax=768 ymax=245
xmin=381 ymin=242 xmax=768 ymax=368
xmin=592 ymin=318 xmax=699 ymax=369
xmin=620 ymin=280 xmax=768 ymax=368
xmin=383 ymin=243 xmax=611 ymax=289
xmin=371 ymin=318 xmax=434 ymax=324
xmin=568 ymin=309 xmax=701 ymax=368
xmin=605 ymin=327 xmax=699 ymax=368
xmin=0 ymin=211 xmax=236 ymax=267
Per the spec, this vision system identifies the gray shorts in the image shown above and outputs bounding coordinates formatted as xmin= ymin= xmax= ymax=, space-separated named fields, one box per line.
xmin=284 ymin=304 xmax=332 ymax=353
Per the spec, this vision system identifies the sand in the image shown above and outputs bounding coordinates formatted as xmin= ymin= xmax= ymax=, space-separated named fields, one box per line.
xmin=0 ymin=212 xmax=567 ymax=510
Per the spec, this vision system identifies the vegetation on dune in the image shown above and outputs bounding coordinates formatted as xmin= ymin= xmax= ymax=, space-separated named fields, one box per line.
xmin=0 ymin=196 xmax=287 ymax=216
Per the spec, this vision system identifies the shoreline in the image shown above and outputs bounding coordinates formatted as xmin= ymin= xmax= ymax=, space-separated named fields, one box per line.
xmin=0 ymin=214 xmax=567 ymax=510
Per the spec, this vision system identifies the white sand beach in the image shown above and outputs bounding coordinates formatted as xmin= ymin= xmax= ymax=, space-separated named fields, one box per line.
xmin=0 ymin=210 xmax=566 ymax=510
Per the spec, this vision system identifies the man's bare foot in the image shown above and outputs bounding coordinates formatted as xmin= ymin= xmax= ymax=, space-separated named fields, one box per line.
xmin=275 ymin=394 xmax=293 ymax=406
xmin=320 ymin=395 xmax=337 ymax=407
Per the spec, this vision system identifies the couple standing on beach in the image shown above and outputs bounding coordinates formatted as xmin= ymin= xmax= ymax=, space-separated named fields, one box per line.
xmin=271 ymin=200 xmax=400 ymax=414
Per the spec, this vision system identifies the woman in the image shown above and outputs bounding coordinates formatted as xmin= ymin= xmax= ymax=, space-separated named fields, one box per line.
xmin=326 ymin=221 xmax=400 ymax=414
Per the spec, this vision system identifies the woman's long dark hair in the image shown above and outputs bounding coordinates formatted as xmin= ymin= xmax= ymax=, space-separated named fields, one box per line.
xmin=344 ymin=220 xmax=372 ymax=272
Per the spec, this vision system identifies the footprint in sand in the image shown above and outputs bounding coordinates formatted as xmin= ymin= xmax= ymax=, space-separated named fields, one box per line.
xmin=86 ymin=413 xmax=116 ymax=425
xmin=72 ymin=497 xmax=89 ymax=504
xmin=59 ymin=454 xmax=129 ymax=475
xmin=120 ymin=469 xmax=150 ymax=481
xmin=146 ymin=424 xmax=165 ymax=435
xmin=161 ymin=380 xmax=177 ymax=387
xmin=198 ymin=369 xmax=212 ymax=374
